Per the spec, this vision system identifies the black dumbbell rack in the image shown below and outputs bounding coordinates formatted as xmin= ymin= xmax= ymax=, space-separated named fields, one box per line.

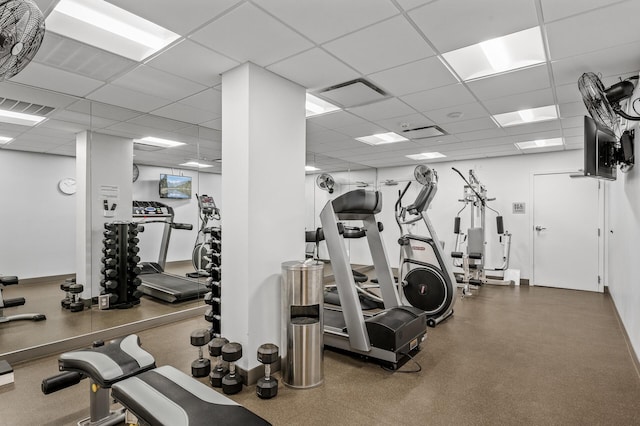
xmin=204 ymin=227 xmax=221 ymax=337
xmin=100 ymin=222 xmax=142 ymax=309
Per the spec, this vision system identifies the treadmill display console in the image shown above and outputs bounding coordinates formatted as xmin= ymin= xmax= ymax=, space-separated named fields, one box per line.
xmin=132 ymin=201 xmax=170 ymax=216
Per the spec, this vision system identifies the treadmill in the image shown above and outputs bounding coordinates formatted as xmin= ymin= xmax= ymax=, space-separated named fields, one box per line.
xmin=133 ymin=201 xmax=207 ymax=303
xmin=319 ymin=189 xmax=428 ymax=368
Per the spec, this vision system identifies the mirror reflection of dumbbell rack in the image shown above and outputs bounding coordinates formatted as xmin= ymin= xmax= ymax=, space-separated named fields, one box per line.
xmin=99 ymin=222 xmax=143 ymax=309
xmin=203 ymin=227 xmax=222 ymax=336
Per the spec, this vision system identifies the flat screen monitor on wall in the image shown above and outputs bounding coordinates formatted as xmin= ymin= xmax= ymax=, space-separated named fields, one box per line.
xmin=159 ymin=174 xmax=192 ymax=199
xmin=583 ymin=115 xmax=617 ymax=181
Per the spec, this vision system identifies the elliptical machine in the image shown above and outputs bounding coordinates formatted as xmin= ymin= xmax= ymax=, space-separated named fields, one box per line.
xmin=450 ymin=168 xmax=513 ymax=297
xmin=395 ymin=165 xmax=456 ymax=327
xmin=188 ymin=194 xmax=220 ymax=279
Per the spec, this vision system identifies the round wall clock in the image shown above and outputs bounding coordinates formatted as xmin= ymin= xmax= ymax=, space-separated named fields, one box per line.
xmin=133 ymin=164 xmax=140 ymax=182
xmin=58 ymin=177 xmax=76 ymax=195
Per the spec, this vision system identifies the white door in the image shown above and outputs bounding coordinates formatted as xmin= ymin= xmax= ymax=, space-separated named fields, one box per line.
xmin=532 ymin=173 xmax=602 ymax=292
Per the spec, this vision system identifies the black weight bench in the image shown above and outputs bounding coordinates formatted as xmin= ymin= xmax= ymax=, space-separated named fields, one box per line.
xmin=0 ymin=275 xmax=46 ymax=323
xmin=43 ymin=334 xmax=269 ymax=426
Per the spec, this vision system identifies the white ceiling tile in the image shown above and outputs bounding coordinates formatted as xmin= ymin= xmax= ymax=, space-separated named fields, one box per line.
xmin=111 ymin=65 xmax=206 ymax=102
xmin=128 ymin=114 xmax=192 ymax=132
xmin=179 ymin=89 xmax=222 ymax=114
xmin=200 ymin=118 xmax=222 ymax=131
xmin=146 ymin=40 xmax=238 ymax=87
xmin=546 ymin=1 xmax=640 ymax=60
xmin=396 ymin=0 xmax=435 ymax=11
xmin=440 ymin=117 xmax=498 ymax=134
xmin=267 ymin=48 xmax=360 ymax=91
xmin=467 ymin=65 xmax=551 ymax=100
xmin=563 ymin=126 xmax=584 ymax=137
xmin=401 ymin=83 xmax=476 ymax=112
xmin=368 ymin=57 xmax=458 ymax=96
xmin=106 ymin=0 xmax=242 ymax=34
xmin=555 ymin=83 xmax=583 ymax=104
xmin=512 ymin=129 xmax=564 ymax=142
xmin=307 ymin=111 xmax=368 ymax=129
xmin=551 ymin=40 xmax=640 ymax=86
xmin=254 ymin=0 xmax=399 ymax=44
xmin=409 ymin=0 xmax=538 ymax=52
xmin=152 ymin=103 xmax=219 ymax=124
xmin=51 ymin=109 xmax=117 ymax=129
xmin=348 ymin=98 xmax=416 ymax=121
xmin=376 ymin=113 xmax=434 ymax=133
xmin=307 ymin=130 xmax=353 ymax=145
xmin=564 ymin=136 xmax=583 ymax=146
xmin=541 ymin=0 xmax=625 ymax=23
xmin=0 ymin=82 xmax=77 ymax=109
xmin=561 ymin=116 xmax=584 ymax=129
xmin=33 ymin=0 xmax=57 ymax=15
xmin=190 ymin=3 xmax=313 ymax=67
xmin=36 ymin=119 xmax=87 ymax=134
xmin=67 ymin=100 xmax=144 ymax=121
xmin=306 ymin=121 xmax=328 ymax=134
xmin=35 ymin=32 xmax=136 ymax=81
xmin=455 ymin=128 xmax=508 ymax=141
xmin=87 ymin=85 xmax=172 ymax=113
xmin=482 ymin=88 xmax=555 ymax=114
xmin=11 ymin=62 xmax=104 ymax=97
xmin=323 ymin=15 xmax=434 ymax=75
xmin=334 ymin=122 xmax=392 ymax=138
xmin=424 ymin=102 xmax=489 ymax=123
xmin=559 ymin=102 xmax=588 ymax=118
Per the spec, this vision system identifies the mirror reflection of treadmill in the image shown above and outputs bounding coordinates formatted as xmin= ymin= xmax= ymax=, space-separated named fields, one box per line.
xmin=133 ymin=201 xmax=206 ymax=303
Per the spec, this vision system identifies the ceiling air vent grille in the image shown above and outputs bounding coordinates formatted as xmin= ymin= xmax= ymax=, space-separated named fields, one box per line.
xmin=0 ymin=97 xmax=55 ymax=116
xmin=402 ymin=125 xmax=447 ymax=139
xmin=317 ymin=78 xmax=388 ymax=108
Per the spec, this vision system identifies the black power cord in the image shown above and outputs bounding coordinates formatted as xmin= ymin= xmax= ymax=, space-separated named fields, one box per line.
xmin=381 ymin=352 xmax=422 ymax=374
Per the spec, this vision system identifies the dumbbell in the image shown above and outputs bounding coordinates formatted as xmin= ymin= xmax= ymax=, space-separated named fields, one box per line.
xmin=208 ymin=337 xmax=229 ymax=387
xmin=100 ymin=278 xmax=118 ymax=290
xmin=68 ymin=283 xmax=85 ymax=312
xmin=221 ymin=342 xmax=243 ymax=394
xmin=190 ymin=329 xmax=211 ymax=377
xmin=60 ymin=277 xmax=75 ymax=308
xmin=256 ymin=344 xmax=279 ymax=399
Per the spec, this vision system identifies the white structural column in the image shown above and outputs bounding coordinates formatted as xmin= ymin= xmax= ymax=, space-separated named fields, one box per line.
xmin=76 ymin=131 xmax=133 ymax=298
xmin=221 ymin=63 xmax=306 ymax=372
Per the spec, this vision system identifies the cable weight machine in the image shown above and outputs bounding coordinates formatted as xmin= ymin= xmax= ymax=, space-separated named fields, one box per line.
xmin=451 ymin=168 xmax=513 ymax=297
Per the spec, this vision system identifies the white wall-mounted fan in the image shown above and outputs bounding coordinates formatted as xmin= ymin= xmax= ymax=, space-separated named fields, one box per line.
xmin=578 ymin=72 xmax=639 ymax=172
xmin=316 ymin=173 xmax=335 ymax=194
xmin=0 ymin=0 xmax=45 ymax=81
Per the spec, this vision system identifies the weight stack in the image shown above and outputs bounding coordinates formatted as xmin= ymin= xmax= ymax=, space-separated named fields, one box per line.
xmin=99 ymin=222 xmax=143 ymax=309
xmin=204 ymin=227 xmax=221 ymax=337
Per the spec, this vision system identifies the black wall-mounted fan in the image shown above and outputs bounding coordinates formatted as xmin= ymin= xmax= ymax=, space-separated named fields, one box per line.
xmin=578 ymin=72 xmax=638 ymax=174
xmin=316 ymin=173 xmax=335 ymax=194
xmin=0 ymin=0 xmax=45 ymax=81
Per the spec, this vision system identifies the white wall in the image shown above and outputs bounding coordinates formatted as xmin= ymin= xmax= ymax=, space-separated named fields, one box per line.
xmin=0 ymin=148 xmax=221 ymax=279
xmin=606 ymin=118 xmax=640 ymax=359
xmin=306 ymin=150 xmax=583 ymax=279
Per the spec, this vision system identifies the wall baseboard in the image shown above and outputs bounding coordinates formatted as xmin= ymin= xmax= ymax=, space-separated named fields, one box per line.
xmin=608 ymin=293 xmax=640 ymax=381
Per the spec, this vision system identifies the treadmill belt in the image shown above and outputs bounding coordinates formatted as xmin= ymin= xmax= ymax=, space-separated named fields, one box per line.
xmin=140 ymin=273 xmax=206 ymax=303
xmin=323 ymin=309 xmax=347 ymax=332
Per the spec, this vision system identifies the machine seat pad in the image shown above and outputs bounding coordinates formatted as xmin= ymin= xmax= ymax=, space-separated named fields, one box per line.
xmin=450 ymin=252 xmax=463 ymax=259
xmin=0 ymin=276 xmax=19 ymax=285
xmin=112 ymin=366 xmax=271 ymax=426
xmin=59 ymin=335 xmax=156 ymax=387
xmin=468 ymin=252 xmax=483 ymax=260
xmin=332 ymin=189 xmax=381 ymax=215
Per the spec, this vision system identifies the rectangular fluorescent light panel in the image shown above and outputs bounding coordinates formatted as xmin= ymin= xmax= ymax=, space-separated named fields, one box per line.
xmin=0 ymin=136 xmax=13 ymax=144
xmin=442 ymin=27 xmax=546 ymax=81
xmin=515 ymin=138 xmax=564 ymax=150
xmin=493 ymin=105 xmax=558 ymax=127
xmin=406 ymin=152 xmax=446 ymax=160
xmin=180 ymin=161 xmax=213 ymax=168
xmin=306 ymin=94 xmax=340 ymax=118
xmin=0 ymin=109 xmax=46 ymax=126
xmin=356 ymin=132 xmax=408 ymax=146
xmin=133 ymin=136 xmax=186 ymax=148
xmin=305 ymin=165 xmax=320 ymax=171
xmin=47 ymin=0 xmax=180 ymax=61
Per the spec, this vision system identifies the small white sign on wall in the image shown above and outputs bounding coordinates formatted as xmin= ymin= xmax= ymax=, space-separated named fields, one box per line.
xmin=512 ymin=202 xmax=526 ymax=214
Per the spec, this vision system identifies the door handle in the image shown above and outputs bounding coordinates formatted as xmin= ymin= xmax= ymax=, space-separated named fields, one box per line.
xmin=535 ymin=226 xmax=547 ymax=231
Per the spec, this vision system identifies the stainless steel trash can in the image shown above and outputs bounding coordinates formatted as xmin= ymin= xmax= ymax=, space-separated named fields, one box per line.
xmin=281 ymin=260 xmax=324 ymax=388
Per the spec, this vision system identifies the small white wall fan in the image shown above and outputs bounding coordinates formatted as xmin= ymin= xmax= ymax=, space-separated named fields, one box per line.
xmin=0 ymin=0 xmax=45 ymax=81
xmin=316 ymin=173 xmax=335 ymax=194
xmin=578 ymin=72 xmax=639 ymax=174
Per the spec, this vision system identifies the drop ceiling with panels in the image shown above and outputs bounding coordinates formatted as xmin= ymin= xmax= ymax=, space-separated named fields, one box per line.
xmin=1 ymin=0 xmax=638 ymax=173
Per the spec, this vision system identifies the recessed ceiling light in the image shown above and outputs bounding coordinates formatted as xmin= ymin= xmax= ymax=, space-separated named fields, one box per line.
xmin=442 ymin=27 xmax=546 ymax=81
xmin=306 ymin=94 xmax=340 ymax=118
xmin=180 ymin=161 xmax=213 ymax=168
xmin=515 ymin=138 xmax=564 ymax=150
xmin=133 ymin=136 xmax=186 ymax=148
xmin=0 ymin=136 xmax=13 ymax=144
xmin=0 ymin=109 xmax=46 ymax=126
xmin=356 ymin=132 xmax=408 ymax=146
xmin=47 ymin=0 xmax=180 ymax=61
xmin=305 ymin=165 xmax=320 ymax=171
xmin=406 ymin=152 xmax=446 ymax=160
xmin=493 ymin=105 xmax=558 ymax=127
